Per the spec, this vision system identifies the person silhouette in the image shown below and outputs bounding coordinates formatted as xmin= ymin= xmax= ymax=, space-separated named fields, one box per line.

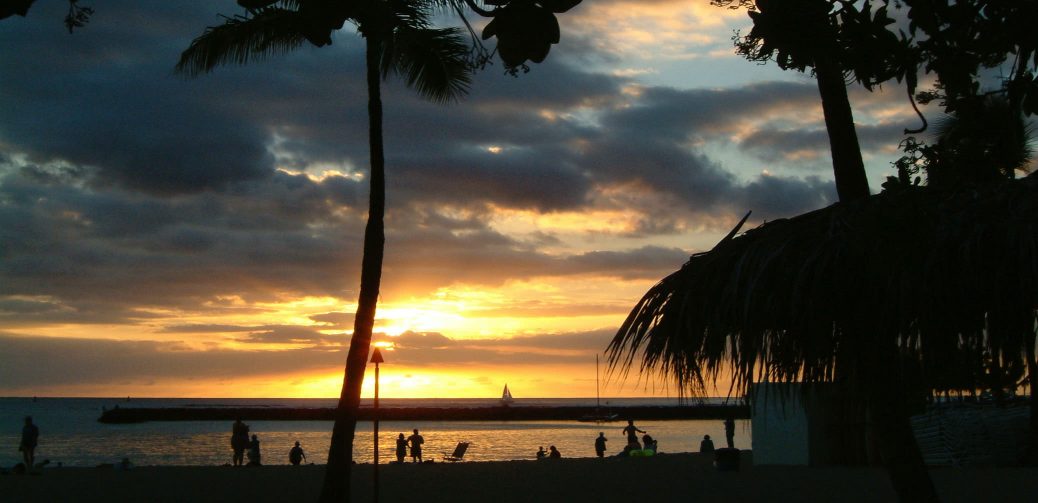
xmin=642 ymin=433 xmax=657 ymax=452
xmin=622 ymin=420 xmax=645 ymax=448
xmin=396 ymin=433 xmax=408 ymax=463
xmin=20 ymin=416 xmax=39 ymax=469
xmin=246 ymin=434 xmax=261 ymax=466
xmin=724 ymin=417 xmax=736 ymax=448
xmin=699 ymin=434 xmax=715 ymax=453
xmin=594 ymin=432 xmax=608 ymax=458
xmin=536 ymin=446 xmax=547 ymax=459
xmin=407 ymin=429 xmax=424 ymax=463
xmin=231 ymin=418 xmax=250 ymax=466
xmin=289 ymin=441 xmax=306 ymax=466
xmin=548 ymin=445 xmax=561 ymax=458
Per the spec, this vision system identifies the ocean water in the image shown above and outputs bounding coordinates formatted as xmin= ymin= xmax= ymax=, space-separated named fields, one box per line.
xmin=0 ymin=397 xmax=751 ymax=467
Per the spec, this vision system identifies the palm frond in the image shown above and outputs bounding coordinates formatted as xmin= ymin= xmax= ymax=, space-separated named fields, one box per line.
xmin=422 ymin=0 xmax=469 ymax=16
xmin=176 ymin=8 xmax=309 ymax=77
xmin=385 ymin=0 xmax=432 ymax=29
xmin=384 ymin=26 xmax=472 ymax=103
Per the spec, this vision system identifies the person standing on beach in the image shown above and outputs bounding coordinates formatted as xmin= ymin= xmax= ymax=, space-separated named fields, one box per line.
xmin=594 ymin=432 xmax=608 ymax=458
xmin=19 ymin=416 xmax=39 ymax=468
xmin=622 ymin=420 xmax=645 ymax=448
xmin=231 ymin=418 xmax=250 ymax=466
xmin=395 ymin=433 xmax=407 ymax=463
xmin=289 ymin=441 xmax=306 ymax=466
xmin=407 ymin=428 xmax=424 ymax=463
xmin=724 ymin=416 xmax=735 ymax=448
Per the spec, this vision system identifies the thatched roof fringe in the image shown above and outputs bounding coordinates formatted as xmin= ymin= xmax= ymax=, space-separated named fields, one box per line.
xmin=608 ymin=174 xmax=1038 ymax=397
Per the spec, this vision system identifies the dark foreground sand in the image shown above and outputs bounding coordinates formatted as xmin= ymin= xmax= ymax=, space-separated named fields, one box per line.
xmin=3 ymin=452 xmax=1037 ymax=502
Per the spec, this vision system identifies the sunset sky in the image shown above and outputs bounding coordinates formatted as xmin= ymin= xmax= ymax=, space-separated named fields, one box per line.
xmin=0 ymin=0 xmax=926 ymax=398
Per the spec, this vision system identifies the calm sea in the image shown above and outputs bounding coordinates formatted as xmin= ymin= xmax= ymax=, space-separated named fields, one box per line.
xmin=0 ymin=397 xmax=751 ymax=467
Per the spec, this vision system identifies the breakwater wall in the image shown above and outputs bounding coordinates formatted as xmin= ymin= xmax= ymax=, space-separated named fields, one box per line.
xmin=98 ymin=405 xmax=749 ymax=423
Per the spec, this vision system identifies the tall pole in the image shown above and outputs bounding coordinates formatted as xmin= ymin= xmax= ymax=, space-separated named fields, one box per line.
xmin=370 ymin=348 xmax=384 ymax=503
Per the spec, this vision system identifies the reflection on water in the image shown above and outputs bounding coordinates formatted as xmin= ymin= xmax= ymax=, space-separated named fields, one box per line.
xmin=0 ymin=398 xmax=751 ymax=467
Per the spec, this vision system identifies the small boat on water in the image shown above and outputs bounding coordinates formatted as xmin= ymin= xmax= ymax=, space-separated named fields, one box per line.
xmin=500 ymin=384 xmax=514 ymax=406
xmin=579 ymin=354 xmax=619 ymax=422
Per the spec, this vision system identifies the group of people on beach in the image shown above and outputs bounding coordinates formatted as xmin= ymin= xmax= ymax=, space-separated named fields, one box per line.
xmin=560 ymin=417 xmax=738 ymax=460
xmin=589 ymin=419 xmax=657 ymax=458
xmin=535 ymin=420 xmax=660 ymax=460
xmin=700 ymin=417 xmax=736 ymax=452
xmin=229 ymin=422 xmax=428 ymax=466
xmin=231 ymin=419 xmax=307 ymax=467
xmin=395 ymin=429 xmax=425 ymax=463
xmin=18 ymin=414 xmax=739 ymax=470
xmin=616 ymin=419 xmax=658 ymax=457
xmin=226 ymin=416 xmax=734 ymax=464
xmin=699 ymin=416 xmax=736 ymax=453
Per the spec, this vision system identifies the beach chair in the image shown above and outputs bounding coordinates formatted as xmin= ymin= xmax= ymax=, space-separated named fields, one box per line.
xmin=443 ymin=442 xmax=469 ymax=462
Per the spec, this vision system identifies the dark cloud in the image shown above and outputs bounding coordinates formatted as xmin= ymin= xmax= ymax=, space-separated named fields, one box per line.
xmin=385 ymin=331 xmax=455 ymax=350
xmin=373 ymin=329 xmax=616 ymax=366
xmin=161 ymin=324 xmax=257 ymax=334
xmin=309 ymin=311 xmax=356 ymax=328
xmin=562 ymin=246 xmax=690 ymax=280
xmin=0 ymin=328 xmax=614 ymax=389
xmin=470 ymin=302 xmax=629 ymax=318
xmin=0 ymin=0 xmax=908 ymax=337
xmin=0 ymin=165 xmax=366 ymax=320
xmin=738 ymin=119 xmax=908 ymax=166
xmin=238 ymin=326 xmax=341 ymax=345
xmin=0 ymin=2 xmax=281 ymax=194
xmin=160 ymin=324 xmax=341 ymax=346
xmin=737 ymin=174 xmax=834 ymax=216
xmin=0 ymin=333 xmax=344 ymax=388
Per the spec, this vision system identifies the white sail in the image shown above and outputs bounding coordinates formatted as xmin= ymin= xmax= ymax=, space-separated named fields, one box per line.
xmin=501 ymin=384 xmax=514 ymax=405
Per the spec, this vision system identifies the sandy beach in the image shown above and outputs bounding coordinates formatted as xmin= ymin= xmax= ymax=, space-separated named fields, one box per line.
xmin=3 ymin=452 xmax=1037 ymax=502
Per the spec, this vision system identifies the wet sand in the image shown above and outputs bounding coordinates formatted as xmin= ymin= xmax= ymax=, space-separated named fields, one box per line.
xmin=2 ymin=452 xmax=1036 ymax=502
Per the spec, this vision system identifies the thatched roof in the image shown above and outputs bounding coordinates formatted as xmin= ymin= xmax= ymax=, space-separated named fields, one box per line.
xmin=607 ymin=174 xmax=1038 ymax=397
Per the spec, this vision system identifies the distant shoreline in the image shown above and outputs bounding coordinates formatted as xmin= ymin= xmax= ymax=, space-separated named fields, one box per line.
xmin=98 ymin=404 xmax=750 ymax=423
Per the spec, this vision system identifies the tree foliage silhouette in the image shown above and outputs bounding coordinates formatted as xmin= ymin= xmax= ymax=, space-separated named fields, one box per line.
xmin=713 ymin=0 xmax=909 ymax=202
xmin=0 ymin=0 xmax=93 ymax=32
xmin=890 ymin=1 xmax=1038 ymax=189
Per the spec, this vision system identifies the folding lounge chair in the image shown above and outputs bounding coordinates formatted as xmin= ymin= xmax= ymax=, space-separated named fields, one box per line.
xmin=443 ymin=442 xmax=469 ymax=462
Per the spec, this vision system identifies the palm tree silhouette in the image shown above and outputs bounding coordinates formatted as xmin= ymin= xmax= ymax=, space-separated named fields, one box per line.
xmin=177 ymin=1 xmax=472 ymax=500
xmin=716 ymin=0 xmax=905 ymax=202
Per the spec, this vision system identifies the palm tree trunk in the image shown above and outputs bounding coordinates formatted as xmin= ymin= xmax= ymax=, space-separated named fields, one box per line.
xmin=1025 ymin=325 xmax=1038 ymax=464
xmin=814 ymin=54 xmax=870 ymax=202
xmin=320 ymin=34 xmax=387 ymax=503
xmin=866 ymin=339 xmax=940 ymax=502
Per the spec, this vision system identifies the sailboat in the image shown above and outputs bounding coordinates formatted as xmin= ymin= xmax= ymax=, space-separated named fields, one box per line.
xmin=579 ymin=354 xmax=618 ymax=422
xmin=500 ymin=384 xmax=514 ymax=406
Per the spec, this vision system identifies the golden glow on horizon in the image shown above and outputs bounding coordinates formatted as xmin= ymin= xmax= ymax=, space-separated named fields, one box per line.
xmin=375 ymin=305 xmax=468 ymax=336
xmin=487 ymin=206 xmax=645 ymax=240
xmin=267 ymin=363 xmax=685 ymax=399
